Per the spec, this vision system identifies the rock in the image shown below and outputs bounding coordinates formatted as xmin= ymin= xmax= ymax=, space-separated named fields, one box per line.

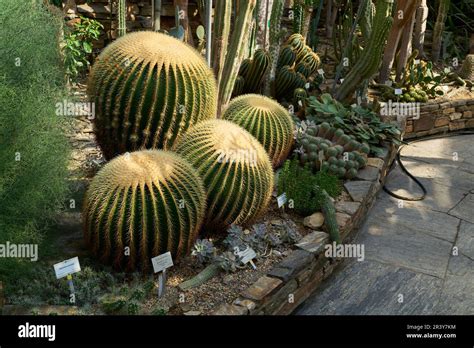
xmin=336 ymin=212 xmax=351 ymax=228
xmin=241 ymin=276 xmax=282 ymax=301
xmin=367 ymin=158 xmax=384 ymax=170
xmin=303 ymin=212 xmax=325 ymax=229
xmin=296 ymin=231 xmax=330 ymax=254
xmin=335 ymin=201 xmax=361 ymax=215
xmin=233 ymin=298 xmax=256 ymax=311
xmin=355 ymin=166 xmax=379 ymax=181
xmin=183 ymin=310 xmax=201 ymax=316
xmin=344 ymin=181 xmax=372 ymax=202
xmin=211 ymin=304 xmax=248 ymax=315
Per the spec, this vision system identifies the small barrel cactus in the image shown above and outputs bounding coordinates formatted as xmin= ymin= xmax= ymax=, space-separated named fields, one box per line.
xmin=83 ymin=150 xmax=206 ymax=272
xmin=175 ymin=119 xmax=274 ymax=229
xmin=88 ymin=31 xmax=217 ymax=159
xmin=223 ymin=94 xmax=295 ymax=168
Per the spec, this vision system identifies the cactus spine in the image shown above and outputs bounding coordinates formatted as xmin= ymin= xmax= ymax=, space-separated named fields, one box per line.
xmin=87 ymin=32 xmax=217 ymax=159
xmin=432 ymin=0 xmax=450 ymax=62
xmin=223 ymin=94 xmax=295 ymax=168
xmin=175 ymin=119 xmax=274 ymax=229
xmin=83 ymin=150 xmax=207 ymax=272
xmin=218 ymin=0 xmax=257 ymax=115
xmin=335 ymin=0 xmax=394 ymax=101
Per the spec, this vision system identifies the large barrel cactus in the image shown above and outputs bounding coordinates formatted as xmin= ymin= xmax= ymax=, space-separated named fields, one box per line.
xmin=83 ymin=150 xmax=206 ymax=272
xmin=175 ymin=120 xmax=274 ymax=229
xmin=222 ymin=94 xmax=295 ymax=168
xmin=87 ymin=31 xmax=217 ymax=159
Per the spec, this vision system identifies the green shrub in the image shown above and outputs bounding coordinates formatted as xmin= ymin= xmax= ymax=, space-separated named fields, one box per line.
xmin=0 ymin=0 xmax=70 ymax=276
xmin=277 ymin=159 xmax=342 ymax=216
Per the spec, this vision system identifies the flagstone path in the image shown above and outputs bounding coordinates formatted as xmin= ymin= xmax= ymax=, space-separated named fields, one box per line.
xmin=296 ymin=134 xmax=474 ymax=315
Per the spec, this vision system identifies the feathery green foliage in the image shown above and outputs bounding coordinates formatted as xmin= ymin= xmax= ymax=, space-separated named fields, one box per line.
xmin=223 ymin=94 xmax=295 ymax=168
xmin=0 ymin=0 xmax=70 ymax=276
xmin=175 ymin=120 xmax=274 ymax=229
xmin=88 ymin=31 xmax=217 ymax=159
xmin=83 ymin=150 xmax=206 ymax=272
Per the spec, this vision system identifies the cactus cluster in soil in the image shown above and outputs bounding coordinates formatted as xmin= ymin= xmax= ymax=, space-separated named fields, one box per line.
xmin=275 ymin=34 xmax=321 ymax=102
xmin=223 ymin=94 xmax=295 ymax=168
xmin=295 ymin=122 xmax=369 ymax=179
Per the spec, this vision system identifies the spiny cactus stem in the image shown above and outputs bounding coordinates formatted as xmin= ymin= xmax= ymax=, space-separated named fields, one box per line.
xmin=117 ymin=0 xmax=126 ymax=37
xmin=432 ymin=0 xmax=450 ymax=62
xmin=332 ymin=0 xmax=368 ymax=94
xmin=264 ymin=0 xmax=284 ymax=96
xmin=212 ymin=0 xmax=231 ymax=79
xmin=217 ymin=0 xmax=257 ymax=115
xmin=178 ymin=263 xmax=221 ymax=290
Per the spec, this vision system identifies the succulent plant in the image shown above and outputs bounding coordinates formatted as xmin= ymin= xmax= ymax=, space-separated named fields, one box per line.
xmin=175 ymin=119 xmax=274 ymax=229
xmin=83 ymin=150 xmax=207 ymax=272
xmin=87 ymin=31 xmax=217 ymax=160
xmin=191 ymin=239 xmax=215 ymax=265
xmin=223 ymin=94 xmax=295 ymax=168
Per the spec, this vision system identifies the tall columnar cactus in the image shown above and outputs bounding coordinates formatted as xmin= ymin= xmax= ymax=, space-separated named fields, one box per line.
xmin=432 ymin=0 xmax=450 ymax=62
xmin=335 ymin=0 xmax=394 ymax=101
xmin=87 ymin=32 xmax=217 ymax=159
xmin=359 ymin=0 xmax=375 ymax=40
xmin=218 ymin=0 xmax=257 ymax=115
xmin=211 ymin=0 xmax=232 ymax=82
xmin=175 ymin=119 xmax=274 ymax=229
xmin=83 ymin=150 xmax=207 ymax=272
xmin=117 ymin=0 xmax=126 ymax=37
xmin=223 ymin=94 xmax=295 ymax=168
xmin=264 ymin=0 xmax=285 ymax=95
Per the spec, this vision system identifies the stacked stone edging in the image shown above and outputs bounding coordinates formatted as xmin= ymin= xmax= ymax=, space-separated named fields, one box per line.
xmin=404 ymin=98 xmax=474 ymax=139
xmin=212 ymin=145 xmax=397 ymax=315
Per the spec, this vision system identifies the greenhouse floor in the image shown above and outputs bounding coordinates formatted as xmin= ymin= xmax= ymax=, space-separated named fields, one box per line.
xmin=297 ymin=134 xmax=474 ymax=315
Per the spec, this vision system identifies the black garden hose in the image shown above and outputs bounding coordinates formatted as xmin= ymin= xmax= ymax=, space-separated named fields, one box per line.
xmin=383 ymin=130 xmax=474 ymax=201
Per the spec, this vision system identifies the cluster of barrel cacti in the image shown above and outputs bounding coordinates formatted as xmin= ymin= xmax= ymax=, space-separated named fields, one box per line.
xmin=275 ymin=34 xmax=321 ymax=102
xmin=232 ymin=49 xmax=271 ymax=97
xmin=296 ymin=123 xmax=369 ymax=179
xmin=84 ymin=31 xmax=279 ymax=271
xmin=222 ymin=94 xmax=295 ymax=168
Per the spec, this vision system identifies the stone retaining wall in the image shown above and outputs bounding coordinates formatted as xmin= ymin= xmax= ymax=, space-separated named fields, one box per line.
xmin=211 ymin=145 xmax=397 ymax=315
xmin=404 ymin=98 xmax=474 ymax=139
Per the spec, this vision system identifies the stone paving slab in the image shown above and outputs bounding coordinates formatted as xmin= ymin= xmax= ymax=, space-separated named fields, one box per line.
xmin=358 ymin=212 xmax=453 ymax=278
xmin=456 ymin=220 xmax=474 ymax=259
xmin=296 ymin=260 xmax=443 ymax=315
xmin=449 ymin=194 xmax=474 ymax=224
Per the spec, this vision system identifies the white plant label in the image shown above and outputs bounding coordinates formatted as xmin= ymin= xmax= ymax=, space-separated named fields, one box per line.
xmin=277 ymin=193 xmax=288 ymax=208
xmin=414 ymin=59 xmax=420 ymax=65
xmin=151 ymin=251 xmax=173 ymax=274
xmin=394 ymin=88 xmax=403 ymax=95
xmin=236 ymin=246 xmax=257 ymax=269
xmin=318 ymin=69 xmax=325 ymax=75
xmin=54 ymin=257 xmax=81 ymax=279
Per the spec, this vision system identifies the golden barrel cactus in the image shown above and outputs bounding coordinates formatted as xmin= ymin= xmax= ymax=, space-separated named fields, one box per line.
xmin=223 ymin=94 xmax=295 ymax=168
xmin=87 ymin=31 xmax=217 ymax=159
xmin=175 ymin=120 xmax=274 ymax=229
xmin=83 ymin=150 xmax=206 ymax=272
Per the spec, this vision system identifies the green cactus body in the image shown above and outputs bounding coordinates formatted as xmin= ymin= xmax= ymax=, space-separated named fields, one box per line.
xmin=117 ymin=0 xmax=126 ymax=37
xmin=459 ymin=54 xmax=474 ymax=81
xmin=83 ymin=150 xmax=207 ymax=272
xmin=87 ymin=31 xmax=217 ymax=160
xmin=286 ymin=34 xmax=306 ymax=56
xmin=293 ymin=87 xmax=308 ymax=105
xmin=277 ymin=45 xmax=297 ymax=68
xmin=239 ymin=58 xmax=252 ymax=79
xmin=359 ymin=0 xmax=375 ymax=40
xmin=232 ymin=75 xmax=246 ymax=97
xmin=275 ymin=66 xmax=298 ymax=100
xmin=335 ymin=0 xmax=394 ymax=101
xmin=223 ymin=94 xmax=295 ymax=168
xmin=295 ymin=62 xmax=311 ymax=78
xmin=175 ymin=119 xmax=274 ymax=229
xmin=321 ymin=189 xmax=341 ymax=244
xmin=293 ymin=2 xmax=304 ymax=34
xmin=243 ymin=49 xmax=271 ymax=93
